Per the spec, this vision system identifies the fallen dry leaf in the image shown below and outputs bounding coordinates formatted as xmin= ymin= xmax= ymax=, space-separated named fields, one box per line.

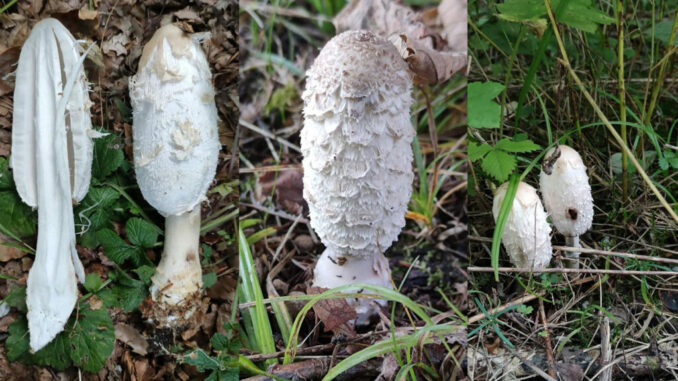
xmin=102 ymin=32 xmax=129 ymax=57
xmin=78 ymin=7 xmax=98 ymax=21
xmin=438 ymin=0 xmax=467 ymax=52
xmin=307 ymin=286 xmax=357 ymax=336
xmin=255 ymin=166 xmax=307 ymax=215
xmin=0 ymin=236 xmax=25 ymax=263
xmin=334 ymin=0 xmax=467 ymax=84
xmin=114 ymin=323 xmax=149 ymax=356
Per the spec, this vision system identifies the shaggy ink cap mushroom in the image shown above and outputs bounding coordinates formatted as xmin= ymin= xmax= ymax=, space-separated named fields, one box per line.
xmin=539 ymin=145 xmax=593 ymax=268
xmin=493 ymin=181 xmax=552 ymax=270
xmin=129 ymin=24 xmax=219 ymax=325
xmin=12 ymin=18 xmax=96 ymax=351
xmin=301 ymin=30 xmax=414 ymax=314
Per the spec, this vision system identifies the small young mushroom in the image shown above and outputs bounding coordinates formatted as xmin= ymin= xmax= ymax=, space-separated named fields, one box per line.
xmin=539 ymin=145 xmax=593 ymax=268
xmin=129 ymin=24 xmax=219 ymax=326
xmin=11 ymin=18 xmax=97 ymax=350
xmin=492 ymin=182 xmax=552 ymax=270
xmin=300 ymin=30 xmax=414 ymax=315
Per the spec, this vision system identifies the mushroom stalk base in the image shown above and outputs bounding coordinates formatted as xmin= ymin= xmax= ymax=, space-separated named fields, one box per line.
xmin=564 ymin=236 xmax=580 ymax=269
xmin=148 ymin=206 xmax=204 ymax=327
xmin=312 ymin=248 xmax=392 ymax=316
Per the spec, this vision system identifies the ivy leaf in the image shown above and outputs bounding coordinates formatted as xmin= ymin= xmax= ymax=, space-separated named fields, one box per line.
xmin=481 ymin=150 xmax=517 ymax=182
xmin=468 ymin=81 xmax=504 ymax=128
xmin=468 ymin=141 xmax=493 ymax=161
xmin=96 ymin=229 xmax=144 ymax=266
xmin=126 ymin=218 xmax=160 ymax=248
xmin=92 ymin=133 xmax=124 ymax=181
xmin=495 ymin=138 xmax=541 ymax=153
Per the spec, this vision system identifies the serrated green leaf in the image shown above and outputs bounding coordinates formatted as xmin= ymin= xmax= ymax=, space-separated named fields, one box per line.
xmin=468 ymin=81 xmax=505 ymax=128
xmin=6 ymin=317 xmax=30 ymax=361
xmin=126 ymin=217 xmax=160 ymax=248
xmin=68 ymin=304 xmax=114 ymax=372
xmin=96 ymin=229 xmax=144 ymax=265
xmin=210 ymin=332 xmax=229 ymax=351
xmin=481 ymin=150 xmax=517 ymax=182
xmin=468 ymin=142 xmax=493 ymax=161
xmin=84 ymin=273 xmax=103 ymax=293
xmin=203 ymin=271 xmax=218 ymax=289
xmin=0 ymin=191 xmax=37 ymax=238
xmin=7 ymin=304 xmax=114 ymax=372
xmin=133 ymin=265 xmax=155 ymax=284
xmin=4 ymin=286 xmax=27 ymax=312
xmin=76 ymin=186 xmax=121 ymax=235
xmin=184 ymin=349 xmax=220 ymax=371
xmin=497 ymin=0 xmax=614 ymax=34
xmin=495 ymin=138 xmax=541 ymax=153
xmin=92 ymin=133 xmax=124 ymax=181
xmin=0 ymin=157 xmax=14 ymax=190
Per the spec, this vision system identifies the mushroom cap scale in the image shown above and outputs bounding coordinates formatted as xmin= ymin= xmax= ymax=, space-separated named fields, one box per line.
xmin=493 ymin=181 xmax=552 ymax=270
xmin=129 ymin=24 xmax=219 ymax=217
xmin=539 ymin=145 xmax=593 ymax=237
xmin=301 ymin=30 xmax=414 ymax=258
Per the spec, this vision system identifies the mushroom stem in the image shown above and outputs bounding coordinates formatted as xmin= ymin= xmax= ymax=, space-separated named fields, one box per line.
xmin=564 ymin=235 xmax=580 ymax=269
xmin=150 ymin=206 xmax=202 ymax=305
xmin=313 ymin=248 xmax=391 ymax=315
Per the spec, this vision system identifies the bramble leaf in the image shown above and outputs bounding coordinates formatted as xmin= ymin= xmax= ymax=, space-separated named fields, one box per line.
xmin=468 ymin=81 xmax=504 ymax=128
xmin=126 ymin=217 xmax=160 ymax=248
xmin=481 ymin=150 xmax=516 ymax=182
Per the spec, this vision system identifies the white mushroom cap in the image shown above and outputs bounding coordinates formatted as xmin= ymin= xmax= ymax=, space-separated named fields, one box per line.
xmin=129 ymin=24 xmax=219 ymax=217
xmin=539 ymin=145 xmax=593 ymax=237
xmin=301 ymin=30 xmax=414 ymax=258
xmin=493 ymin=181 xmax=552 ymax=270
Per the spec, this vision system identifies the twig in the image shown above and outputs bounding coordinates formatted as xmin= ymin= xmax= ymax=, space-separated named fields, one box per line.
xmin=239 ymin=119 xmax=301 ymax=153
xmin=469 ymin=235 xmax=678 ymax=264
xmin=539 ymin=299 xmax=556 ymax=379
xmin=468 ymin=267 xmax=678 ymax=276
xmin=600 ymin=316 xmax=612 ymax=381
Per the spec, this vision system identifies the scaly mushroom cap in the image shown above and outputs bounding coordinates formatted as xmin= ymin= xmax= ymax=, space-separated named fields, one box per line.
xmin=129 ymin=24 xmax=219 ymax=217
xmin=301 ymin=30 xmax=414 ymax=257
xmin=539 ymin=145 xmax=593 ymax=237
xmin=493 ymin=182 xmax=552 ymax=269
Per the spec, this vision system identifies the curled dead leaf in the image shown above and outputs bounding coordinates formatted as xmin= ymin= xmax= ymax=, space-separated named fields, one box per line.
xmin=334 ymin=0 xmax=467 ymax=84
xmin=307 ymin=286 xmax=357 ymax=336
xmin=115 ymin=323 xmax=149 ymax=356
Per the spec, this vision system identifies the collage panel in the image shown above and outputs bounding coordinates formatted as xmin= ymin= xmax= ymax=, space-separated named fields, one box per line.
xmin=468 ymin=0 xmax=678 ymax=380
xmin=238 ymin=0 xmax=467 ymax=379
xmin=0 ymin=0 xmax=238 ymax=379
